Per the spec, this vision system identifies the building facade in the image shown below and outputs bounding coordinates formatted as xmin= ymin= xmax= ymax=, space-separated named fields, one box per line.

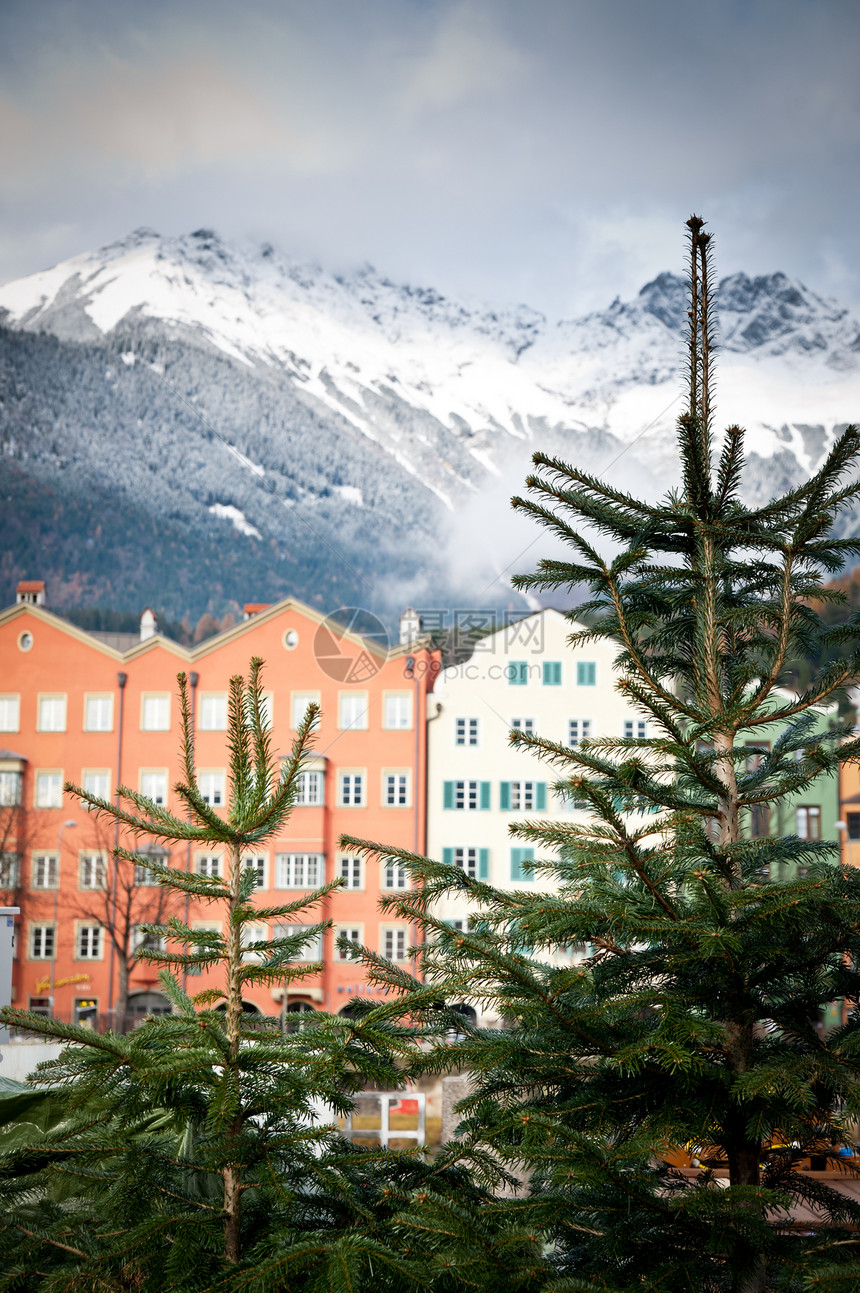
xmin=0 ymin=591 xmax=440 ymax=1025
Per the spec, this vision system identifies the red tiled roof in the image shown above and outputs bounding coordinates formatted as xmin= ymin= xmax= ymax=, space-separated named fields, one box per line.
xmin=16 ymin=580 xmax=45 ymax=593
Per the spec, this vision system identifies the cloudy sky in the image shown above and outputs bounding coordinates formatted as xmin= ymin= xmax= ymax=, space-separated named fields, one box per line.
xmin=1 ymin=0 xmax=859 ymax=316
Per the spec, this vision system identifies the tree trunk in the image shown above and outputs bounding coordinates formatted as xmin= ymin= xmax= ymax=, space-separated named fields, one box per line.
xmin=115 ymin=953 xmax=130 ymax=1033
xmin=223 ymin=843 xmax=243 ymax=1262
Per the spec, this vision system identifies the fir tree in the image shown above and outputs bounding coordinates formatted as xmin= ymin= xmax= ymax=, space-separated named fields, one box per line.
xmin=0 ymin=660 xmax=484 ymax=1292
xmin=346 ymin=220 xmax=860 ymax=1293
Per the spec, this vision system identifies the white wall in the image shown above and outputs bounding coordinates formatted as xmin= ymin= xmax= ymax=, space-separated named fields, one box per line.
xmin=0 ymin=1042 xmax=65 ymax=1082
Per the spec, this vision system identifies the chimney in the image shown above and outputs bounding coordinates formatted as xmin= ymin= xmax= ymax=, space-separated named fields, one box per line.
xmin=16 ymin=580 xmax=45 ymax=607
xmin=139 ymin=608 xmax=158 ymax=641
xmin=399 ymin=607 xmax=422 ymax=646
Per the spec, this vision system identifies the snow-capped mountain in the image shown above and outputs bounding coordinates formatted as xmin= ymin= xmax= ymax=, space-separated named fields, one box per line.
xmin=1 ymin=227 xmax=859 ymax=621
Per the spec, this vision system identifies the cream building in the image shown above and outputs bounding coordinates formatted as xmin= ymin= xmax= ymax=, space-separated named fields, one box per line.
xmin=426 ymin=609 xmax=649 ymax=1021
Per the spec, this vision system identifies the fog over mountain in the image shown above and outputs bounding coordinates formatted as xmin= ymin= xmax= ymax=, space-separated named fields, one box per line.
xmin=2 ymin=227 xmax=859 ymax=624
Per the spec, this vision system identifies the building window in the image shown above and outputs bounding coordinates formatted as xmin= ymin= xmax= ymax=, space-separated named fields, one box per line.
xmin=273 ymin=923 xmax=323 ymax=961
xmin=82 ymin=770 xmax=111 ymax=800
xmin=577 ymin=662 xmax=596 ymax=687
xmin=383 ymin=859 xmax=409 ymax=889
xmin=0 ymin=853 xmax=19 ymax=887
xmin=443 ymin=780 xmax=490 ymax=810
xmin=510 ymin=848 xmax=535 ymax=881
xmin=511 ymin=717 xmax=535 ymax=736
xmin=569 ymin=718 xmax=592 ymax=747
xmin=32 ymin=853 xmax=58 ymax=889
xmin=384 ymin=772 xmax=410 ymax=806
xmin=383 ymin=928 xmax=408 ymax=961
xmin=337 ymin=927 xmax=362 ymax=960
xmin=84 ymin=695 xmax=113 ymax=732
xmin=275 ymin=853 xmax=322 ymax=889
xmin=447 ymin=846 xmax=482 ymax=879
xmin=455 ymin=717 xmax=479 ymax=746
xmin=35 ymin=771 xmax=63 ymax=808
xmin=623 ymin=719 xmax=648 ymax=739
xmin=240 ymin=923 xmax=268 ymax=963
xmin=141 ymin=694 xmax=170 ymax=731
xmin=750 ymin=806 xmax=771 ymax=838
xmin=338 ymin=692 xmax=369 ymax=731
xmin=196 ymin=855 xmax=221 ymax=879
xmin=28 ymin=996 xmax=51 ymax=1018
xmin=339 ymin=856 xmax=363 ymax=889
xmin=296 ymin=770 xmax=323 ymax=806
xmin=339 ymin=773 xmax=365 ymax=806
xmin=0 ymin=771 xmax=22 ymax=806
xmin=291 ymin=692 xmax=320 ymax=730
xmin=37 ymin=695 xmax=67 ymax=732
xmin=77 ymin=925 xmax=102 ymax=959
xmin=130 ymin=925 xmax=166 ymax=955
xmin=796 ymin=806 xmax=821 ymax=841
xmin=0 ymin=695 xmax=20 ymax=732
xmin=745 ymin=741 xmax=771 ymax=772
xmin=507 ymin=661 xmax=529 ymax=685
xmin=543 ymin=662 xmax=562 ymax=686
xmin=199 ymin=771 xmax=225 ymax=807
xmin=140 ymin=770 xmax=168 ymax=806
xmin=30 ymin=924 xmax=55 ymax=959
xmin=246 ymin=855 xmax=267 ymax=888
xmin=500 ymin=782 xmax=546 ymax=812
xmin=383 ymin=693 xmax=413 ymax=730
xmin=259 ymin=692 xmax=273 ymax=731
xmin=79 ymin=853 xmax=106 ymax=889
xmin=847 ymin=812 xmax=860 ymax=841
xmin=199 ymin=694 xmax=228 ymax=731
xmin=133 ymin=859 xmax=164 ymax=886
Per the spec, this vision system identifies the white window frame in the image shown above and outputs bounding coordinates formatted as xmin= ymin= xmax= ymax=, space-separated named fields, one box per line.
xmin=78 ymin=851 xmax=107 ymax=890
xmin=273 ymin=923 xmax=323 ymax=962
xmin=141 ymin=693 xmax=171 ymax=732
xmin=335 ymin=924 xmax=363 ymax=960
xmin=29 ymin=923 xmax=55 ymax=960
xmin=75 ymin=923 xmax=104 ymax=961
xmin=454 ymin=780 xmax=480 ymax=810
xmin=296 ymin=770 xmax=324 ymax=806
xmin=34 ymin=770 xmax=63 ymax=809
xmin=0 ymin=852 xmax=19 ymax=887
xmin=83 ymin=693 xmax=113 ymax=732
xmin=291 ymin=691 xmax=320 ymax=730
xmin=0 ymin=770 xmax=22 ymax=807
xmin=383 ymin=692 xmax=413 ymax=730
xmin=568 ymin=718 xmax=593 ymax=747
xmin=130 ymin=924 xmax=166 ymax=955
xmin=198 ymin=693 xmax=228 ymax=731
xmin=382 ymin=926 xmax=409 ymax=962
xmin=37 ymin=693 xmax=67 ymax=733
xmin=245 ymin=854 xmax=267 ymax=889
xmin=338 ymin=691 xmax=369 ymax=731
xmin=196 ymin=854 xmax=222 ymax=879
xmin=383 ymin=858 xmax=410 ymax=890
xmin=338 ymin=771 xmax=366 ymax=807
xmin=199 ymin=769 xmax=226 ymax=807
xmin=382 ymin=769 xmax=411 ymax=807
xmin=454 ymin=846 xmax=479 ymax=879
xmin=32 ymin=852 xmax=59 ymax=890
xmin=140 ymin=768 xmax=169 ymax=806
xmin=623 ymin=719 xmax=648 ymax=739
xmin=82 ymin=769 xmax=111 ymax=800
xmin=338 ymin=854 xmax=364 ymax=890
xmin=454 ymin=716 xmax=480 ymax=747
xmin=0 ymin=695 xmax=20 ymax=733
xmin=259 ymin=691 xmax=274 ymax=731
xmin=509 ymin=782 xmax=536 ymax=811
xmin=240 ymin=922 xmax=268 ymax=962
xmin=510 ymin=717 xmax=535 ymax=737
xmin=275 ymin=853 xmax=322 ymax=889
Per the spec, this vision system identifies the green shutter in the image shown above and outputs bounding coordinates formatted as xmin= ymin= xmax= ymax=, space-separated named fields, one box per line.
xmin=478 ymin=848 xmax=489 ymax=880
xmin=543 ymin=661 xmax=561 ymax=686
xmin=577 ymin=661 xmax=596 ymax=686
xmin=536 ymin=783 xmax=547 ymax=811
xmin=480 ymin=782 xmax=491 ymax=810
xmin=443 ymin=781 xmax=454 ymax=809
xmin=500 ymin=781 xmax=511 ymax=811
xmin=508 ymin=661 xmax=528 ymax=685
xmin=511 ymin=847 xmax=534 ymax=881
xmin=443 ymin=847 xmax=453 ymax=867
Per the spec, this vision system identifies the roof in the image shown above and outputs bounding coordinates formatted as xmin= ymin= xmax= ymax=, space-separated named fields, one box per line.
xmin=16 ymin=580 xmax=45 ymax=593
xmin=0 ymin=749 xmax=27 ymax=761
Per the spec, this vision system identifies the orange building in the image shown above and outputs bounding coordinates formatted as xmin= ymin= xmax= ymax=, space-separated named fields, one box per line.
xmin=0 ymin=587 xmax=440 ymax=1027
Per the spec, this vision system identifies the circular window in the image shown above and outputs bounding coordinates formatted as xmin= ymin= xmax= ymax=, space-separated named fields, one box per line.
xmin=17 ymin=631 xmax=33 ymax=652
xmin=283 ymin=629 xmax=299 ymax=650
